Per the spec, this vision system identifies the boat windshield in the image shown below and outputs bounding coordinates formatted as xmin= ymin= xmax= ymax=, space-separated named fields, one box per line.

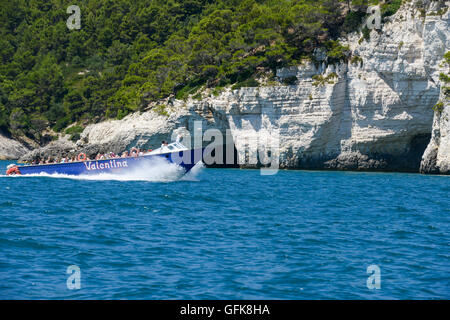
xmin=147 ymin=142 xmax=188 ymax=155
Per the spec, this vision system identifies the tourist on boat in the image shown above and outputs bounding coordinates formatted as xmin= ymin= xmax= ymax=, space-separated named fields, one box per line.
xmin=161 ymin=141 xmax=168 ymax=150
xmin=130 ymin=148 xmax=138 ymax=157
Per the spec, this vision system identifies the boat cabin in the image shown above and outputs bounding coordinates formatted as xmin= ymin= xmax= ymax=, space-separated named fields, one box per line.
xmin=146 ymin=142 xmax=189 ymax=155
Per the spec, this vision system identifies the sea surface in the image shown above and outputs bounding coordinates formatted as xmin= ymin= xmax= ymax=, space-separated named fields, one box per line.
xmin=0 ymin=160 xmax=449 ymax=299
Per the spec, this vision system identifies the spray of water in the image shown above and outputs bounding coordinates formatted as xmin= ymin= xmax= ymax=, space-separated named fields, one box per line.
xmin=181 ymin=161 xmax=205 ymax=181
xmin=1 ymin=158 xmax=205 ymax=182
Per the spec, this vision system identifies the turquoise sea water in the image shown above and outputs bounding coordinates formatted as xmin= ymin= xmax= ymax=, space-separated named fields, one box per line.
xmin=0 ymin=160 xmax=449 ymax=299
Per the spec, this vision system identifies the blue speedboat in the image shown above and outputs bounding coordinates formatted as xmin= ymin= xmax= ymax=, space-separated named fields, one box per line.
xmin=6 ymin=142 xmax=203 ymax=177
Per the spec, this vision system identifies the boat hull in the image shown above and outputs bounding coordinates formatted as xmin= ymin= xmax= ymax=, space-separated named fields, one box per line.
xmin=14 ymin=148 xmax=203 ymax=176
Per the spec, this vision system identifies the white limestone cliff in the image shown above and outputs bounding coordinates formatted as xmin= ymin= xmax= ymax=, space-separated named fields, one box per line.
xmin=420 ymin=100 xmax=450 ymax=174
xmin=0 ymin=134 xmax=29 ymax=160
xmin=420 ymin=67 xmax=450 ymax=173
xmin=418 ymin=1 xmax=450 ymax=175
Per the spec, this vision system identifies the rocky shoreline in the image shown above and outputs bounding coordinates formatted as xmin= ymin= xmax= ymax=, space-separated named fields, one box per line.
xmin=0 ymin=134 xmax=29 ymax=160
xmin=2 ymin=1 xmax=450 ymax=174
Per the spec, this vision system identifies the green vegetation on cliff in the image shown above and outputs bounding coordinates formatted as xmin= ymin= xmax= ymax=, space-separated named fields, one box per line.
xmin=0 ymin=0 xmax=402 ymax=143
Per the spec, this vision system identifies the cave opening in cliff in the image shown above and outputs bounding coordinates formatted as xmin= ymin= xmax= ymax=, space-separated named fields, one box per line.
xmin=204 ymin=141 xmax=239 ymax=168
xmin=407 ymin=133 xmax=432 ymax=171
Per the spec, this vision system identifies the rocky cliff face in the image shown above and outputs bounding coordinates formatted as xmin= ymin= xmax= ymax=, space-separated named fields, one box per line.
xmin=0 ymin=134 xmax=29 ymax=160
xmin=18 ymin=0 xmax=450 ymax=173
xmin=420 ymin=103 xmax=450 ymax=174
xmin=417 ymin=2 xmax=450 ymax=175
xmin=420 ymin=75 xmax=450 ymax=174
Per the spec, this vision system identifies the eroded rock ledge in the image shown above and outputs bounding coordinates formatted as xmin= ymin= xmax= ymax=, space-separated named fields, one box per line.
xmin=420 ymin=84 xmax=450 ymax=174
xmin=0 ymin=134 xmax=29 ymax=160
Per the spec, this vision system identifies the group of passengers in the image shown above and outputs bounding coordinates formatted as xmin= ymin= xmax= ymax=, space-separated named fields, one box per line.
xmin=30 ymin=156 xmax=79 ymax=165
xmin=28 ymin=147 xmax=152 ymax=165
xmin=99 ymin=148 xmax=147 ymax=159
xmin=26 ymin=139 xmax=177 ymax=165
